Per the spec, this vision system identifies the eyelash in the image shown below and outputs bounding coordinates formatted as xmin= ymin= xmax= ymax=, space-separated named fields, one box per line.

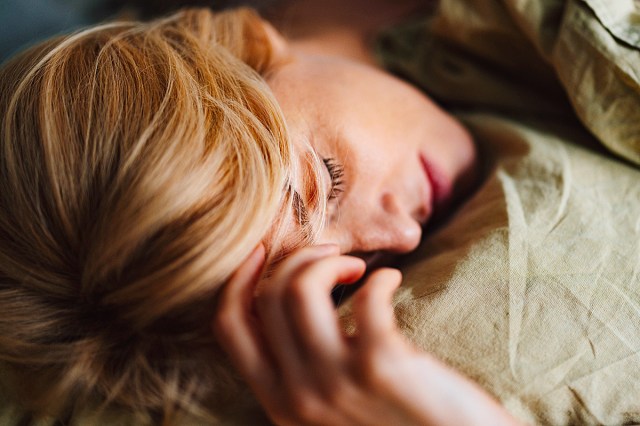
xmin=322 ymin=157 xmax=344 ymax=201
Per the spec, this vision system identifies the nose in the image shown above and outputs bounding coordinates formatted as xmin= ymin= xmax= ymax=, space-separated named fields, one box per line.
xmin=348 ymin=192 xmax=422 ymax=254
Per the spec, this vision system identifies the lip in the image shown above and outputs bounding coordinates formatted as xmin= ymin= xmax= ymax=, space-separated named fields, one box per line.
xmin=419 ymin=153 xmax=453 ymax=218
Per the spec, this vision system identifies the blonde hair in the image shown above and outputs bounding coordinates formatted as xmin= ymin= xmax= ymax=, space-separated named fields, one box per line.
xmin=0 ymin=7 xmax=324 ymax=423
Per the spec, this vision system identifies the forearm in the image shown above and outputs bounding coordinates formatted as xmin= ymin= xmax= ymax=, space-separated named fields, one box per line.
xmin=393 ymin=354 xmax=520 ymax=426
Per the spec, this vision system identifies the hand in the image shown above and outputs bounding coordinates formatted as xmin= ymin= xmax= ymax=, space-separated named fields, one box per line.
xmin=213 ymin=244 xmax=520 ymax=426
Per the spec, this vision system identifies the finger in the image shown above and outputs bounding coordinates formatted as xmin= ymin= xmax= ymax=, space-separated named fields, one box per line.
xmin=264 ymin=243 xmax=340 ymax=288
xmin=285 ymin=255 xmax=366 ymax=363
xmin=213 ymin=244 xmax=272 ymax=386
xmin=352 ymin=268 xmax=402 ymax=345
xmin=254 ymin=244 xmax=340 ymax=376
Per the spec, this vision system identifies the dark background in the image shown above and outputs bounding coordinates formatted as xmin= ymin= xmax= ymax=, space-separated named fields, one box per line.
xmin=0 ymin=0 xmax=280 ymax=63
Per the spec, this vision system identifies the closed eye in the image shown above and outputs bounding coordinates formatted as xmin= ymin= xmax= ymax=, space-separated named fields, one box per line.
xmin=322 ymin=157 xmax=345 ymax=201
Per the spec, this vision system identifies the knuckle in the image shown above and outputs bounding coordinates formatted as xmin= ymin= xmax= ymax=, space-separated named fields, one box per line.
xmin=317 ymin=377 xmax=350 ymax=408
xmin=284 ymin=276 xmax=309 ymax=304
xmin=289 ymin=389 xmax=324 ymax=424
xmin=356 ymin=348 xmax=393 ymax=388
xmin=255 ymin=286 xmax=278 ymax=311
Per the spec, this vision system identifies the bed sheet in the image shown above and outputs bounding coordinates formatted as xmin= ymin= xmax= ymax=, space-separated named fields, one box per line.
xmin=346 ymin=0 xmax=640 ymax=423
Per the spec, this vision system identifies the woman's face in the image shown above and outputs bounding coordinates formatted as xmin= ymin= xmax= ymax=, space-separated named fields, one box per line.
xmin=267 ymin=48 xmax=477 ymax=257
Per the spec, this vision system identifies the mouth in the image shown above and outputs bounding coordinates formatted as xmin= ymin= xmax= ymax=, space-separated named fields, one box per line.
xmin=419 ymin=153 xmax=453 ymax=219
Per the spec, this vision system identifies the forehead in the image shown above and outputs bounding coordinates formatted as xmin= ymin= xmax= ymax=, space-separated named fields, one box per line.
xmin=267 ymin=52 xmax=429 ymax=137
xmin=267 ymin=54 xmax=390 ymax=158
xmin=266 ymin=53 xmax=381 ymax=117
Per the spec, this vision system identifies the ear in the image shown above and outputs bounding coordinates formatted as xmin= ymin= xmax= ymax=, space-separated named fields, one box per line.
xmin=261 ymin=20 xmax=292 ymax=65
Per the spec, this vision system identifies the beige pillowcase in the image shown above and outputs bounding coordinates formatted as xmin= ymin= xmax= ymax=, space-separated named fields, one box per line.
xmin=371 ymin=113 xmax=640 ymax=424
xmin=367 ymin=4 xmax=640 ymax=421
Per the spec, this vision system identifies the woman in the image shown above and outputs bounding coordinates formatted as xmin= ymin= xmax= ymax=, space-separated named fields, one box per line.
xmin=0 ymin=7 xmax=518 ymax=425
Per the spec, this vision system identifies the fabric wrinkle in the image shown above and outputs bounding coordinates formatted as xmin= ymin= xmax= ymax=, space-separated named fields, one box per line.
xmin=546 ymin=144 xmax=571 ymax=236
xmin=497 ymin=169 xmax=529 ymax=380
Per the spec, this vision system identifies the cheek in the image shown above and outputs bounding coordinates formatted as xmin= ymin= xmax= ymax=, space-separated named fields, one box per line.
xmin=444 ymin=119 xmax=477 ymax=173
xmin=313 ymin=193 xmax=367 ymax=253
xmin=424 ymin=110 xmax=477 ymax=171
xmin=314 ymin=226 xmax=350 ymax=253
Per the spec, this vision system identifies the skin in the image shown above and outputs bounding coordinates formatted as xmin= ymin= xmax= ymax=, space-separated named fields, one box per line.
xmin=267 ymin=45 xmax=478 ymax=255
xmin=214 ymin=245 xmax=518 ymax=425
xmin=213 ymin=10 xmax=521 ymax=426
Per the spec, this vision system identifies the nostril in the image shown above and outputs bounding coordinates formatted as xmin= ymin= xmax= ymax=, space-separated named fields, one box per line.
xmin=414 ymin=203 xmax=431 ymax=225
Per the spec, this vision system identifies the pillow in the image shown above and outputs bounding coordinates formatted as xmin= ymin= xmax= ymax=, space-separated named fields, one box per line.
xmin=377 ymin=0 xmax=640 ymax=166
xmin=358 ymin=1 xmax=640 ymax=423
xmin=374 ymin=113 xmax=640 ymax=424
